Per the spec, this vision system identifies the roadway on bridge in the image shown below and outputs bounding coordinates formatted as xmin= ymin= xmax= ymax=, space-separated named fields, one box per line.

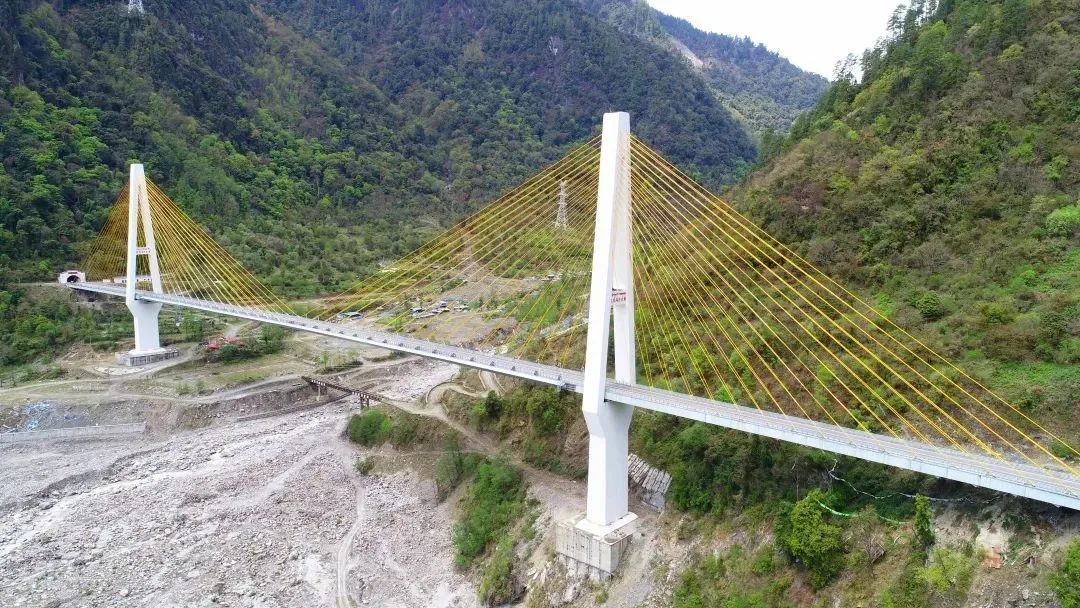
xmin=72 ymin=282 xmax=1080 ymax=511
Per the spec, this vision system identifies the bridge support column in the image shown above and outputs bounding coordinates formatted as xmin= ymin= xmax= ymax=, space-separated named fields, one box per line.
xmin=556 ymin=111 xmax=637 ymax=579
xmin=119 ymin=163 xmax=177 ymax=366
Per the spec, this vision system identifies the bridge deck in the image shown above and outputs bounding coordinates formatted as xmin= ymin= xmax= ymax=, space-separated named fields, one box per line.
xmin=72 ymin=282 xmax=1080 ymax=511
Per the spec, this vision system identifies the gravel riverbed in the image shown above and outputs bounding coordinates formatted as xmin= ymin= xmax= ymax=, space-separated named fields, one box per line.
xmin=0 ymin=400 xmax=478 ymax=607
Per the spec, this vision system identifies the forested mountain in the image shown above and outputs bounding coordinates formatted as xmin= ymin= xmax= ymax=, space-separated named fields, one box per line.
xmin=734 ymin=0 xmax=1079 ymax=430
xmin=0 ymin=0 xmax=758 ymax=295
xmin=580 ymin=0 xmax=830 ymax=134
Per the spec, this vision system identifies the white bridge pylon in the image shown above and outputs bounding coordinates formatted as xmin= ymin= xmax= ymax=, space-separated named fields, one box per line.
xmin=581 ymin=111 xmax=637 ymax=530
xmin=124 ymin=163 xmax=167 ymax=357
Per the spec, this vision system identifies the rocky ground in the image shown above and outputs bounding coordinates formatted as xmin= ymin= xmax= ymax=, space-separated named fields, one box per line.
xmin=0 ymin=396 xmax=481 ymax=608
xmin=2 ymin=314 xmax=1071 ymax=608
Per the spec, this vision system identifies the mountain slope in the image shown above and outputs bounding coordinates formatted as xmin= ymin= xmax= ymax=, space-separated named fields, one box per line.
xmin=733 ymin=0 xmax=1080 ymax=433
xmin=581 ymin=0 xmax=830 ymax=134
xmin=0 ymin=0 xmax=755 ymax=293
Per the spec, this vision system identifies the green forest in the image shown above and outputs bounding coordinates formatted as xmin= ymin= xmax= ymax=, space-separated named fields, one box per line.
xmin=736 ymin=0 xmax=1079 ymax=429
xmin=0 ymin=0 xmax=828 ymax=365
xmin=0 ymin=0 xmax=781 ymax=289
xmin=579 ymin=0 xmax=830 ymax=134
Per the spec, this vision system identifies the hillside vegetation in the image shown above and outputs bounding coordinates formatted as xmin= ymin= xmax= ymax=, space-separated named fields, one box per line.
xmin=645 ymin=0 xmax=1080 ymax=604
xmin=582 ymin=0 xmax=829 ymax=134
xmin=736 ymin=0 xmax=1079 ymax=431
xmin=0 ymin=0 xmax=758 ymax=293
xmin=465 ymin=1 xmax=1080 ymax=605
xmin=0 ymin=0 xmax=819 ymax=366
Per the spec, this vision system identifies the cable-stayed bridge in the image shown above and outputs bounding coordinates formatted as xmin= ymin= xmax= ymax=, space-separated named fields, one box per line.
xmin=67 ymin=112 xmax=1080 ymax=573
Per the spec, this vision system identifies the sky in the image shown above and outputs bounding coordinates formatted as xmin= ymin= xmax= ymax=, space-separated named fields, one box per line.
xmin=646 ymin=0 xmax=902 ymax=77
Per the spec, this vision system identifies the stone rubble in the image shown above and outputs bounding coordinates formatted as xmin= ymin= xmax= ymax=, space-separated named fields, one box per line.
xmin=0 ymin=402 xmax=478 ymax=607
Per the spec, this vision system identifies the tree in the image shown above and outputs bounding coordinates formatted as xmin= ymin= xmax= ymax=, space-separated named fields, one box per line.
xmin=259 ymin=324 xmax=285 ymax=353
xmin=180 ymin=311 xmax=205 ymax=342
xmin=848 ymin=506 xmax=887 ymax=566
xmin=919 ymin=546 xmax=976 ymax=596
xmin=784 ymin=489 xmax=845 ymax=589
xmin=913 ymin=494 xmax=935 ymax=550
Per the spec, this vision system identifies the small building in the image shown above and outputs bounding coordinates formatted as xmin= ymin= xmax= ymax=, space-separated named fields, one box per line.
xmin=57 ymin=270 xmax=86 ymax=284
xmin=207 ymin=335 xmax=244 ymax=351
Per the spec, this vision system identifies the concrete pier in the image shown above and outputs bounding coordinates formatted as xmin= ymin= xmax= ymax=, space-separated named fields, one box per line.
xmin=555 ymin=512 xmax=637 ymax=580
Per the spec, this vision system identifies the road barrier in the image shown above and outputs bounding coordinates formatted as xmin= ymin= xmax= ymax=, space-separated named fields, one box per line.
xmin=0 ymin=422 xmax=146 ymax=443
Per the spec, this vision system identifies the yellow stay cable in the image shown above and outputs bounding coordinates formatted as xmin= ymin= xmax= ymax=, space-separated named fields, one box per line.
xmin=420 ymin=172 xmax=598 ymax=360
xmin=633 ymin=137 xmax=1080 ymax=466
xmin=320 ymin=153 xmax=598 ymax=323
xmin=631 ymin=141 xmax=991 ymax=456
xmin=147 ymin=183 xmax=292 ymax=313
xmin=631 ymin=186 xmax=761 ymax=407
xmin=438 ymin=170 xmax=599 ymax=353
xmin=632 ymin=141 xmax=1080 ymax=492
xmin=633 ymin=175 xmax=910 ymax=435
xmin=634 ymin=181 xmax=866 ymax=430
xmin=321 ymin=138 xmax=601 ymax=318
xmin=633 ymin=198 xmax=771 ymax=410
xmin=147 ymin=189 xmax=279 ymax=311
xmin=321 ymin=139 xmax=602 ymax=320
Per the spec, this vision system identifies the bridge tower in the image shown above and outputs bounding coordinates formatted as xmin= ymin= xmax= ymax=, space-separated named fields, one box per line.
xmin=120 ymin=163 xmax=173 ymax=365
xmin=556 ymin=111 xmax=637 ymax=578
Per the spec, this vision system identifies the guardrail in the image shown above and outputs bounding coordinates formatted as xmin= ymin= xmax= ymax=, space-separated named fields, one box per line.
xmin=68 ymin=283 xmax=1080 ymax=510
xmin=0 ymin=422 xmax=146 ymax=443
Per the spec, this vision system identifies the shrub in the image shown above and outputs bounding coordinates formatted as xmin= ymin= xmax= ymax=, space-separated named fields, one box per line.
xmin=434 ymin=441 xmax=481 ymax=500
xmin=918 ymin=546 xmax=976 ymax=596
xmin=1053 ymin=538 xmax=1080 ymax=608
xmin=915 ymin=292 xmax=946 ymax=321
xmin=451 ymin=458 xmax=526 ymax=567
xmin=347 ymin=409 xmax=391 ymax=445
xmin=672 ymin=569 xmax=705 ymax=608
xmin=471 ymin=392 xmax=503 ymax=427
xmin=478 ymin=536 xmax=522 ymax=605
xmin=750 ymin=546 xmax=775 ymax=575
xmin=983 ymin=321 xmax=1038 ymax=361
xmin=1046 ymin=203 xmax=1080 ymax=237
xmin=354 ymin=455 xmax=375 ymax=475
xmin=848 ymin=506 xmax=887 ymax=567
xmin=388 ymin=414 xmax=419 ymax=447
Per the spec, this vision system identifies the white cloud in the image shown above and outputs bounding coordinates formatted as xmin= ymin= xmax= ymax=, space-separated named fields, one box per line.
xmin=646 ymin=0 xmax=901 ymax=77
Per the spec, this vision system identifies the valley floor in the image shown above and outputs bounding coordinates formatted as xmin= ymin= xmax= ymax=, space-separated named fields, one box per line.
xmin=0 ymin=399 xmax=481 ymax=607
xmin=1 ymin=324 xmax=1076 ymax=608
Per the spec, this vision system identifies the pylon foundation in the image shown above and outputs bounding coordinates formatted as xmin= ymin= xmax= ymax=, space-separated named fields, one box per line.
xmin=116 ymin=348 xmax=179 ymax=367
xmin=555 ymin=512 xmax=637 ymax=580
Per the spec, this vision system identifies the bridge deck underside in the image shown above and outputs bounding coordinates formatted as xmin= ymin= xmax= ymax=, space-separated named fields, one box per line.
xmin=72 ymin=283 xmax=1080 ymax=511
